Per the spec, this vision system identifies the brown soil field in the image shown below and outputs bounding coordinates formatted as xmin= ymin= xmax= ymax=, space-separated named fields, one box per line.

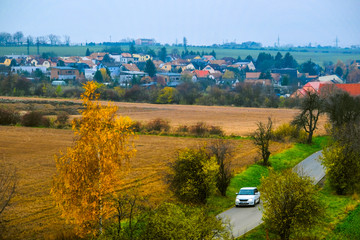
xmin=0 ymin=96 xmax=328 ymax=136
xmin=0 ymin=126 xmax=292 ymax=239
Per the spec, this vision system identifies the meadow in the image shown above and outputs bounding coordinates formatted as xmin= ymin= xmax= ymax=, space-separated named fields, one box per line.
xmin=1 ymin=45 xmax=360 ymax=66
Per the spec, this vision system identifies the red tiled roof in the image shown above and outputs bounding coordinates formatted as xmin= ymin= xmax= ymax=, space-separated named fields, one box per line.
xmin=246 ymin=72 xmax=261 ymax=79
xmin=193 ymin=70 xmax=209 ymax=78
xmin=335 ymin=84 xmax=360 ymax=96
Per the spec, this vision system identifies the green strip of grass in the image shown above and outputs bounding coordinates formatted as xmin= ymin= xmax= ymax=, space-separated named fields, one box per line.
xmin=207 ymin=136 xmax=328 ymax=215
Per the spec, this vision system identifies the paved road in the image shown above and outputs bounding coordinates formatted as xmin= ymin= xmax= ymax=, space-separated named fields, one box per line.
xmin=218 ymin=151 xmax=324 ymax=238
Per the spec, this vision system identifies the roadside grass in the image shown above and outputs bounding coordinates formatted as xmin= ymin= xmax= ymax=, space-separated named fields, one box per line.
xmin=240 ymin=181 xmax=360 ymax=239
xmin=207 ymin=136 xmax=328 ymax=215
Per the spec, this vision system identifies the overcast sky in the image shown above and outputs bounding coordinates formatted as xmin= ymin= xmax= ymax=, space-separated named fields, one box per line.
xmin=1 ymin=0 xmax=359 ymax=47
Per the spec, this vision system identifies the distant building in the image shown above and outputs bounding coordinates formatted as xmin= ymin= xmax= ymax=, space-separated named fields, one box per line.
xmin=135 ymin=38 xmax=156 ymax=46
xmin=51 ymin=67 xmax=81 ymax=80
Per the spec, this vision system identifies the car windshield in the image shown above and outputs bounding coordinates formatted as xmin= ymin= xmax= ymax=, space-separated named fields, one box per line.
xmin=239 ymin=189 xmax=254 ymax=195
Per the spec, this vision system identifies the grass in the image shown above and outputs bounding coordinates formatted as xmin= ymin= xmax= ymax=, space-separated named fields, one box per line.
xmin=207 ymin=136 xmax=328 ymax=215
xmin=1 ymin=45 xmax=360 ymax=66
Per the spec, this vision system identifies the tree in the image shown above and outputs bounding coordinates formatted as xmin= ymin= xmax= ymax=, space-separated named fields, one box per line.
xmin=0 ymin=32 xmax=12 ymax=45
xmin=48 ymin=34 xmax=60 ymax=45
xmin=260 ymin=169 xmax=324 ymax=240
xmin=144 ymin=59 xmax=156 ymax=78
xmin=322 ymin=122 xmax=360 ymax=195
xmin=169 ymin=147 xmax=218 ymax=204
xmin=64 ymin=35 xmax=70 ymax=46
xmin=210 ymin=50 xmax=216 ymax=58
xmin=300 ymin=59 xmax=318 ymax=75
xmin=347 ymin=62 xmax=360 ymax=83
xmin=207 ymin=139 xmax=234 ymax=196
xmin=156 ymin=87 xmax=178 ymax=104
xmin=13 ymin=31 xmax=24 ymax=45
xmin=129 ymin=43 xmax=136 ymax=54
xmin=282 ymin=52 xmax=298 ymax=68
xmin=183 ymin=37 xmax=187 ymax=51
xmin=102 ymin=54 xmax=112 ymax=63
xmin=85 ymin=48 xmax=91 ymax=56
xmin=94 ymin=70 xmax=103 ymax=83
xmin=253 ymin=117 xmax=272 ymax=165
xmin=222 ymin=70 xmax=235 ymax=79
xmin=292 ymin=91 xmax=324 ymax=144
xmin=158 ymin=47 xmax=167 ymax=62
xmin=51 ymin=81 xmax=136 ymax=237
xmin=324 ymin=90 xmax=360 ymax=128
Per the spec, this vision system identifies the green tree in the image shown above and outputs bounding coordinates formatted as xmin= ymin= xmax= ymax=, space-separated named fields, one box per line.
xmin=282 ymin=52 xmax=298 ymax=68
xmin=253 ymin=117 xmax=272 ymax=165
xmin=322 ymin=122 xmax=360 ymax=195
xmin=292 ymin=91 xmax=324 ymax=144
xmin=102 ymin=54 xmax=112 ymax=63
xmin=158 ymin=47 xmax=167 ymax=62
xmin=210 ymin=50 xmax=216 ymax=58
xmin=260 ymin=170 xmax=324 ymax=240
xmin=144 ymin=59 xmax=156 ymax=78
xmin=85 ymin=48 xmax=91 ymax=56
xmin=156 ymin=87 xmax=178 ymax=104
xmin=94 ymin=70 xmax=103 ymax=83
xmin=51 ymin=81 xmax=136 ymax=237
xmin=129 ymin=43 xmax=136 ymax=54
xmin=169 ymin=147 xmax=219 ymax=204
xmin=300 ymin=59 xmax=317 ymax=75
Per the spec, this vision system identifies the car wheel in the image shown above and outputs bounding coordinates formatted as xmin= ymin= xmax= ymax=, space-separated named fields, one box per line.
xmin=258 ymin=198 xmax=260 ymax=204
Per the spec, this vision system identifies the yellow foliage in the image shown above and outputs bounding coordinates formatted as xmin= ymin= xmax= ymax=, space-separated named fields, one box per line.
xmin=51 ymin=81 xmax=136 ymax=237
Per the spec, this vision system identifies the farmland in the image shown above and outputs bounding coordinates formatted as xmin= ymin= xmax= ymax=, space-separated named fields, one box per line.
xmin=0 ymin=98 xmax=321 ymax=239
xmin=1 ymin=45 xmax=360 ymax=66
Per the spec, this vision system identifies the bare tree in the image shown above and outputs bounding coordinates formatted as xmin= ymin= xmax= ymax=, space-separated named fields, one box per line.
xmin=64 ymin=35 xmax=70 ymax=46
xmin=253 ymin=117 xmax=273 ymax=166
xmin=0 ymin=32 xmax=12 ymax=45
xmin=292 ymin=91 xmax=324 ymax=144
xmin=208 ymin=139 xmax=234 ymax=196
xmin=0 ymin=159 xmax=16 ymax=220
xmin=48 ymin=34 xmax=60 ymax=45
xmin=13 ymin=31 xmax=24 ymax=45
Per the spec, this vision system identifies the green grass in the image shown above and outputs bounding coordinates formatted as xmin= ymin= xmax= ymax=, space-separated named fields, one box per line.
xmin=1 ymin=45 xmax=360 ymax=66
xmin=207 ymin=136 xmax=328 ymax=215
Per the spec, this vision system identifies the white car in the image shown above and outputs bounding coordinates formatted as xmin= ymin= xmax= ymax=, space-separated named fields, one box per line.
xmin=235 ymin=187 xmax=260 ymax=207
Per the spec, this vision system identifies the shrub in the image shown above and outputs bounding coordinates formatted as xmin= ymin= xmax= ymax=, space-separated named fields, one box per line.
xmin=131 ymin=120 xmax=143 ymax=132
xmin=0 ymin=107 xmax=20 ymax=125
xmin=56 ymin=111 xmax=70 ymax=127
xmin=209 ymin=125 xmax=224 ymax=136
xmin=41 ymin=117 xmax=51 ymax=128
xmin=189 ymin=122 xmax=208 ymax=136
xmin=272 ymin=123 xmax=307 ymax=143
xmin=146 ymin=118 xmax=170 ymax=132
xmin=21 ymin=111 xmax=44 ymax=127
xmin=176 ymin=125 xmax=189 ymax=133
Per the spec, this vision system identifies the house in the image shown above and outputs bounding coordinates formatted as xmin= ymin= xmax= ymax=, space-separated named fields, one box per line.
xmin=153 ymin=60 xmax=164 ymax=68
xmin=202 ymin=55 xmax=215 ymax=61
xmin=132 ymin=53 xmax=151 ymax=62
xmin=0 ymin=57 xmax=12 ymax=66
xmin=89 ymin=52 xmax=108 ymax=63
xmin=51 ymin=67 xmax=81 ymax=80
xmin=186 ymin=63 xmax=195 ymax=71
xmin=36 ymin=59 xmax=52 ymax=68
xmin=119 ymin=71 xmax=147 ymax=87
xmin=85 ymin=68 xmax=97 ymax=80
xmin=233 ymin=61 xmax=256 ymax=71
xmin=203 ymin=64 xmax=222 ymax=74
xmin=120 ymin=53 xmax=134 ymax=64
xmin=11 ymin=66 xmax=47 ymax=74
xmin=192 ymin=70 xmax=212 ymax=82
xmin=335 ymin=83 xmax=360 ymax=96
xmin=121 ymin=63 xmax=140 ymax=72
xmin=210 ymin=60 xmax=227 ymax=66
xmin=157 ymin=72 xmax=181 ymax=86
xmin=159 ymin=63 xmax=172 ymax=72
xmin=244 ymin=79 xmax=272 ymax=86
xmin=221 ymin=57 xmax=236 ymax=65
xmin=318 ymin=75 xmax=343 ymax=84
xmin=98 ymin=62 xmax=121 ymax=78
xmin=292 ymin=82 xmax=360 ymax=98
xmin=271 ymin=68 xmax=298 ymax=79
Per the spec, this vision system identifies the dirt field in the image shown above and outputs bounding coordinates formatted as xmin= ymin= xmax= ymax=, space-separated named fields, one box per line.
xmin=0 ymin=96 xmax=328 ymax=136
xmin=0 ymin=125 xmax=292 ymax=239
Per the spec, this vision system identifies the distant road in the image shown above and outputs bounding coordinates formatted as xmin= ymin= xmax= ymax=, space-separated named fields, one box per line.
xmin=218 ymin=151 xmax=324 ymax=238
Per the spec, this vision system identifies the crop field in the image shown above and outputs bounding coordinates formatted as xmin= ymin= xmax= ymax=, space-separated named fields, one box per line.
xmin=1 ymin=45 xmax=360 ymax=66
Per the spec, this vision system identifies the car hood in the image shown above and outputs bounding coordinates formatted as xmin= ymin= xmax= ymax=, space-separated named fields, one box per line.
xmin=236 ymin=194 xmax=255 ymax=200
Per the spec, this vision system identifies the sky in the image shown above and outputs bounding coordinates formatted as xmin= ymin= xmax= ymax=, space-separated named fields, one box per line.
xmin=1 ymin=0 xmax=359 ymax=47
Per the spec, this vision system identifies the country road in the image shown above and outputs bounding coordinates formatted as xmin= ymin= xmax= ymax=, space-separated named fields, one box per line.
xmin=218 ymin=151 xmax=324 ymax=238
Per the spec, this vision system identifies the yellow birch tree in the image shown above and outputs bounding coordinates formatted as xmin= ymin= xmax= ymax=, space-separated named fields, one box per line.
xmin=51 ymin=81 xmax=136 ymax=237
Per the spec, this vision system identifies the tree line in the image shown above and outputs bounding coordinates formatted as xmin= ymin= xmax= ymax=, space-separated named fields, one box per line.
xmin=0 ymin=31 xmax=70 ymax=46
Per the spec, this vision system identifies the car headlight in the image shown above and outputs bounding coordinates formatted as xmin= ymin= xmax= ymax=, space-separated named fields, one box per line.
xmin=235 ymin=199 xmax=240 ymax=203
xmin=248 ymin=198 xmax=253 ymax=202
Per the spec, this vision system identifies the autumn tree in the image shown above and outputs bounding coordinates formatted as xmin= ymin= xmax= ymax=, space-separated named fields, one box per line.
xmin=292 ymin=91 xmax=324 ymax=144
xmin=51 ymin=81 xmax=136 ymax=237
xmin=253 ymin=117 xmax=273 ymax=166
xmin=156 ymin=87 xmax=178 ymax=104
xmin=168 ymin=147 xmax=218 ymax=204
xmin=260 ymin=170 xmax=324 ymax=240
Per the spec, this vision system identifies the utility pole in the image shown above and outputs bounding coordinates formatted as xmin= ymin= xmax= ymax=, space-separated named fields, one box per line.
xmin=335 ymin=36 xmax=339 ymax=48
xmin=277 ymin=35 xmax=280 ymax=48
xmin=36 ymin=37 xmax=40 ymax=55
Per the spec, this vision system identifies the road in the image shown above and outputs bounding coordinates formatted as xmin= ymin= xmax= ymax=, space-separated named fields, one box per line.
xmin=218 ymin=151 xmax=324 ymax=238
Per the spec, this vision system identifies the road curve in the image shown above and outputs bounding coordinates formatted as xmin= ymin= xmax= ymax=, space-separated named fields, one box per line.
xmin=218 ymin=151 xmax=324 ymax=238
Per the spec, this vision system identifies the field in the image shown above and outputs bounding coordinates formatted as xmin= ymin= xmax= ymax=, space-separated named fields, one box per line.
xmin=1 ymin=45 xmax=360 ymax=66
xmin=0 ymin=99 xmax=328 ymax=239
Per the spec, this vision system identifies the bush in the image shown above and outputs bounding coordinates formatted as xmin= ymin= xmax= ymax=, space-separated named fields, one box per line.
xmin=21 ymin=111 xmax=44 ymax=127
xmin=189 ymin=122 xmax=208 ymax=136
xmin=146 ymin=118 xmax=170 ymax=132
xmin=0 ymin=107 xmax=20 ymax=125
xmin=130 ymin=121 xmax=143 ymax=132
xmin=272 ymin=123 xmax=307 ymax=143
xmin=176 ymin=125 xmax=189 ymax=133
xmin=56 ymin=111 xmax=69 ymax=128
xmin=62 ymin=88 xmax=83 ymax=98
xmin=209 ymin=125 xmax=224 ymax=136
